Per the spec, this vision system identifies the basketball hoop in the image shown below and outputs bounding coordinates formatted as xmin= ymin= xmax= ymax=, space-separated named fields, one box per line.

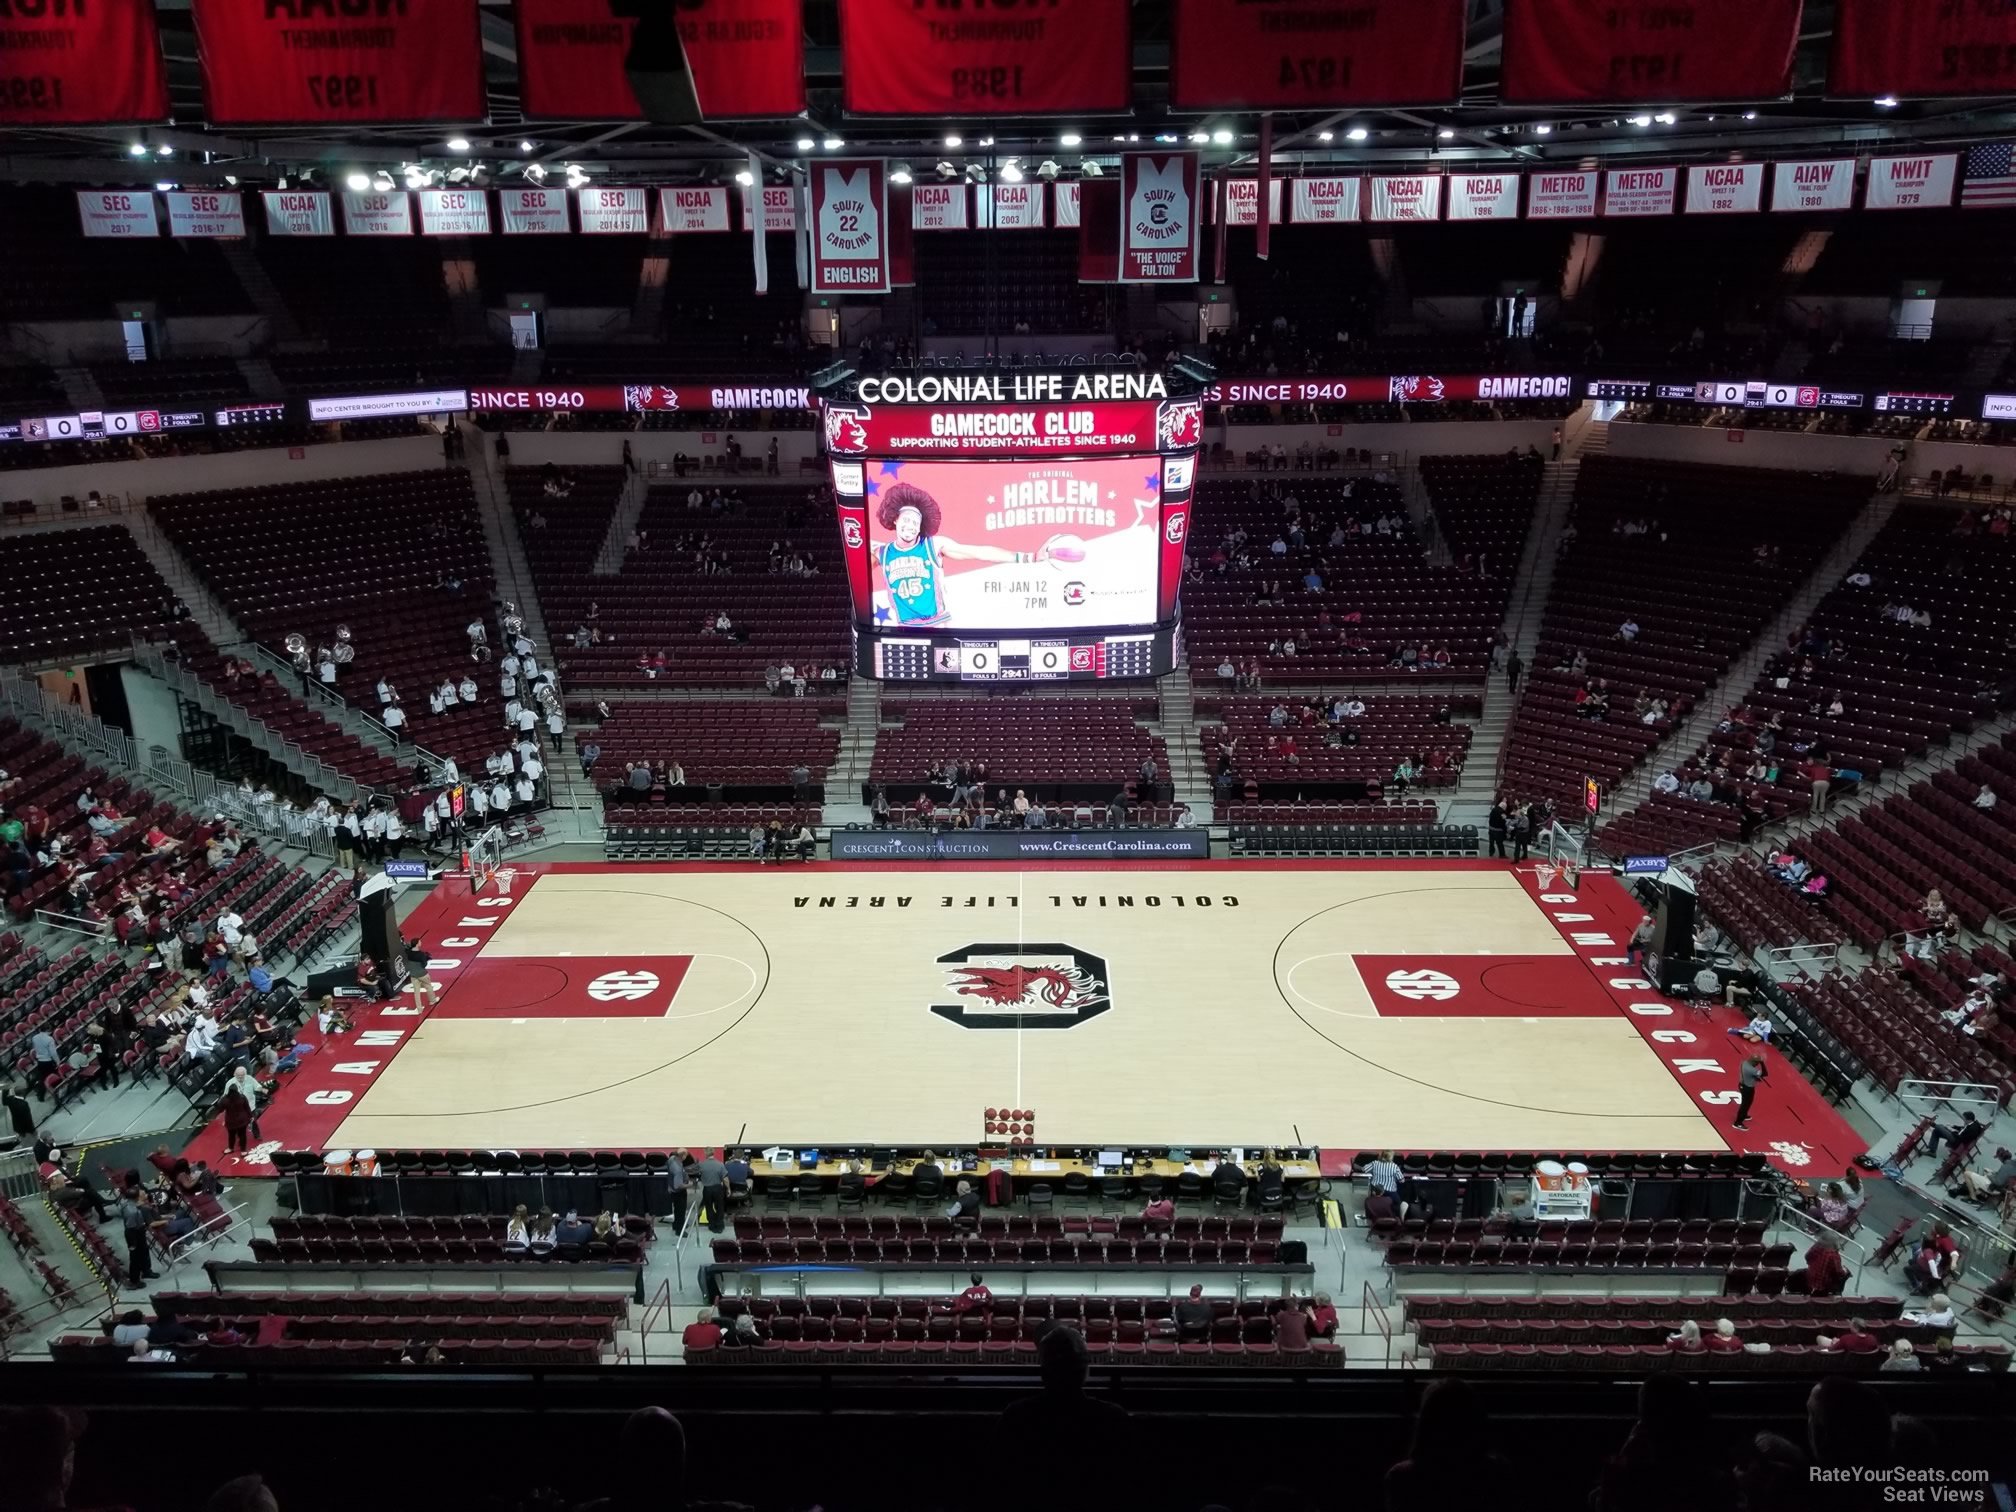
xmin=1533 ymin=863 xmax=1559 ymax=892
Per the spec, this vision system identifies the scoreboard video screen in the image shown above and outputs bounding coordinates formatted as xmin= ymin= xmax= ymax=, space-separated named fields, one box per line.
xmin=828 ymin=378 xmax=1200 ymax=683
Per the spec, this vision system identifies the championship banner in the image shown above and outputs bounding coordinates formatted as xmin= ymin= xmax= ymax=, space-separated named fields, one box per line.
xmin=840 ymin=0 xmax=1130 ymax=115
xmin=741 ymin=184 xmax=797 ymax=232
xmin=1770 ymin=159 xmax=1856 ymax=212
xmin=910 ymin=182 xmax=970 ymax=231
xmin=811 ymin=160 xmax=891 ymax=293
xmin=418 ymin=188 xmax=492 ymax=236
xmin=1119 ymin=153 xmax=1201 ymax=283
xmin=677 ymin=0 xmax=806 ymax=119
xmin=76 ymin=190 xmax=158 ymax=239
xmin=1684 ymin=162 xmax=1764 ymax=215
xmin=1864 ymin=153 xmax=1958 ymax=210
xmin=660 ymin=186 xmax=731 ymax=233
xmin=514 ymin=0 xmax=641 ymax=119
xmin=1447 ymin=172 xmax=1522 ymax=221
xmin=341 ymin=192 xmax=415 ymax=236
xmin=165 ymin=191 xmax=245 ymax=239
xmin=499 ymin=186 xmax=571 ymax=234
xmin=261 ymin=190 xmax=335 ymax=237
xmin=1527 ymin=169 xmax=1599 ymax=219
xmin=1291 ymin=176 xmax=1361 ymax=223
xmin=1368 ymin=175 xmax=1442 ymax=222
xmin=1602 ymin=166 xmax=1678 ymax=217
xmin=1053 ymin=181 xmax=1081 ymax=228
xmin=0 ymin=0 xmax=169 ymax=125
xmin=578 ymin=186 xmax=650 ymax=234
xmin=1831 ymin=0 xmax=2016 ymax=98
xmin=1170 ymin=0 xmax=1464 ymax=109
xmin=1502 ymin=0 xmax=1803 ymax=103
xmin=190 ymin=0 xmax=485 ymax=124
xmin=978 ymin=183 xmax=1046 ymax=230
xmin=1219 ymin=178 xmax=1285 ymax=226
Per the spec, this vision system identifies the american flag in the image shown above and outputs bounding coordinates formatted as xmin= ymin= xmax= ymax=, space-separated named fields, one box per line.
xmin=1961 ymin=142 xmax=2016 ymax=208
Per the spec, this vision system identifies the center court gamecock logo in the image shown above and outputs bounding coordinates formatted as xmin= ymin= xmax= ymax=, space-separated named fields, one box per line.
xmin=1388 ymin=375 xmax=1446 ymax=404
xmin=1164 ymin=511 xmax=1188 ymax=546
xmin=587 ymin=969 xmax=660 ymax=1002
xmin=824 ymin=405 xmax=869 ymax=455
xmin=841 ymin=516 xmax=864 ymax=549
xmin=930 ymin=943 xmax=1112 ymax=1029
xmin=1157 ymin=400 xmax=1202 ymax=451
xmin=1384 ymin=968 xmax=1460 ymax=1002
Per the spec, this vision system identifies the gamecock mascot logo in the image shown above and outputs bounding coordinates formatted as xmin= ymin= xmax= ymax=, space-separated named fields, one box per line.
xmin=824 ymin=404 xmax=869 ymax=455
xmin=1157 ymin=400 xmax=1203 ymax=451
xmin=1164 ymin=510 xmax=1188 ymax=546
xmin=930 ymin=943 xmax=1112 ymax=1030
xmin=1388 ymin=375 xmax=1446 ymax=404
xmin=841 ymin=516 xmax=864 ymax=549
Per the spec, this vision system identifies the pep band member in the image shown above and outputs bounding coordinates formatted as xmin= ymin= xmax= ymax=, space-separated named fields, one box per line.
xmin=873 ymin=482 xmax=1064 ymax=627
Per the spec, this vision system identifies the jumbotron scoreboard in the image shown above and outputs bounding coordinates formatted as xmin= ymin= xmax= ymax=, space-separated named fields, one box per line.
xmin=824 ymin=369 xmax=1201 ymax=683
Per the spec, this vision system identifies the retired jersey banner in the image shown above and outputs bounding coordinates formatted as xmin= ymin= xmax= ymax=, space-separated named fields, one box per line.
xmin=165 ymin=191 xmax=245 ymax=238
xmin=76 ymin=190 xmax=158 ymax=239
xmin=1368 ymin=175 xmax=1442 ymax=222
xmin=1603 ymin=165 xmax=1679 ymax=217
xmin=341 ymin=192 xmax=414 ymax=236
xmin=418 ymin=188 xmax=492 ymax=236
xmin=1291 ymin=176 xmax=1361 ymax=223
xmin=0 ymin=0 xmax=169 ymax=125
xmin=1527 ymin=168 xmax=1600 ymax=219
xmin=910 ymin=182 xmax=969 ymax=231
xmin=1864 ymin=153 xmax=1958 ymax=210
xmin=1502 ymin=0 xmax=1803 ymax=103
xmin=811 ymin=160 xmax=891 ymax=293
xmin=1053 ymin=180 xmax=1081 ymax=229
xmin=578 ymin=186 xmax=650 ymax=234
xmin=660 ymin=186 xmax=731 ymax=233
xmin=191 ymin=0 xmax=485 ymax=125
xmin=840 ymin=0 xmax=1130 ymax=115
xmin=1119 ymin=153 xmax=1202 ymax=283
xmin=1685 ymin=162 xmax=1765 ymax=214
xmin=1447 ymin=172 xmax=1522 ymax=221
xmin=1831 ymin=0 xmax=2016 ymax=98
xmin=678 ymin=0 xmax=806 ymax=118
xmin=1170 ymin=0 xmax=1464 ymax=109
xmin=499 ymin=186 xmax=571 ymax=234
xmin=1219 ymin=178 xmax=1285 ymax=226
xmin=979 ymin=183 xmax=1046 ymax=230
xmin=1770 ymin=159 xmax=1855 ymax=212
xmin=262 ymin=190 xmax=334 ymax=236
xmin=514 ymin=0 xmax=642 ymax=119
xmin=742 ymin=184 xmax=797 ymax=232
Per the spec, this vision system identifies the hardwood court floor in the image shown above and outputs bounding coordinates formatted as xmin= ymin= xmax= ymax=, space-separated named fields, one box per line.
xmin=317 ymin=861 xmax=1743 ymax=1158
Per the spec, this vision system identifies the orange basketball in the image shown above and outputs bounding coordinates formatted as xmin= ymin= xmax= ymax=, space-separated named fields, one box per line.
xmin=1044 ymin=534 xmax=1086 ymax=563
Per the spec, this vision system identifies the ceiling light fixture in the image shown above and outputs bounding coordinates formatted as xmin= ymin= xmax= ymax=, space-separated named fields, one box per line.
xmin=823 ymin=136 xmax=844 ymax=150
xmin=1743 ymin=110 xmax=1759 ymax=120
xmin=1082 ymin=161 xmax=1103 ymax=177
xmin=1189 ymin=130 xmax=1210 ymax=144
xmin=224 ymin=174 xmax=239 ymax=186
xmin=889 ymin=163 xmax=912 ymax=185
xmin=371 ymin=170 xmax=395 ymax=192
xmin=1534 ymin=122 xmax=1553 ymax=134
xmin=1346 ymin=126 xmax=1368 ymax=141
xmin=524 ymin=163 xmax=547 ymax=182
xmin=1037 ymin=160 xmax=1059 ymax=180
xmin=978 ymin=136 xmax=995 ymax=147
xmin=154 ymin=180 xmax=176 ymax=192
xmin=1318 ymin=131 xmax=1334 ymax=142
xmin=156 ymin=144 xmax=173 ymax=157
xmin=1155 ymin=133 xmax=1179 ymax=144
xmin=1629 ymin=114 xmax=1653 ymax=127
xmin=128 ymin=143 xmax=148 ymax=157
xmin=1211 ymin=127 xmax=1233 ymax=144
xmin=1060 ymin=132 xmax=1081 ymax=147
xmin=447 ymin=137 xmax=470 ymax=152
xmin=1000 ymin=159 xmax=1024 ymax=182
xmin=795 ymin=136 xmax=815 ymax=151
xmin=1438 ymin=127 xmax=1456 ymax=140
xmin=1874 ymin=95 xmax=1899 ymax=107
xmin=944 ymin=133 xmax=963 ymax=148
xmin=936 ymin=161 xmax=957 ymax=179
xmin=1654 ymin=111 xmax=1677 ymax=125
xmin=736 ymin=168 xmax=756 ymax=186
xmin=345 ymin=171 xmax=371 ymax=192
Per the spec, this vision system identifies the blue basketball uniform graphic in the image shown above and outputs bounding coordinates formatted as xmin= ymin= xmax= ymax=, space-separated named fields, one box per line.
xmin=877 ymin=535 xmax=947 ymax=624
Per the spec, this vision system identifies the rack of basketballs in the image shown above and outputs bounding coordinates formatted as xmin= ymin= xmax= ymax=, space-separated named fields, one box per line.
xmin=982 ymin=1106 xmax=1038 ymax=1149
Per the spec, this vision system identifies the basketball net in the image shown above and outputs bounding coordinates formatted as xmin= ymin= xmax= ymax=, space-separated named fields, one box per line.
xmin=1533 ymin=862 xmax=1559 ymax=892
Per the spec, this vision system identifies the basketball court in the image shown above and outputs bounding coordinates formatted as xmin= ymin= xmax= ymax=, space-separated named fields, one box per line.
xmin=191 ymin=861 xmax=1861 ymax=1176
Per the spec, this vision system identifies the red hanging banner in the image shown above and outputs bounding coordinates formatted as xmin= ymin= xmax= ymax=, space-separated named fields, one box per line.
xmin=1169 ymin=0 xmax=1464 ymax=109
xmin=839 ymin=0 xmax=1130 ymax=115
xmin=1830 ymin=0 xmax=2016 ymax=98
xmin=678 ymin=0 xmax=805 ymax=118
xmin=1501 ymin=0 xmax=1803 ymax=103
xmin=810 ymin=159 xmax=891 ymax=294
xmin=191 ymin=0 xmax=486 ymax=125
xmin=514 ymin=0 xmax=642 ymax=120
xmin=1119 ymin=153 xmax=1202 ymax=284
xmin=0 ymin=0 xmax=168 ymax=125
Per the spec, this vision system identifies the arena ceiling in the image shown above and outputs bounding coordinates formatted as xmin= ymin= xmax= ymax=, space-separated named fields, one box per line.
xmin=3 ymin=0 xmax=2016 ymax=190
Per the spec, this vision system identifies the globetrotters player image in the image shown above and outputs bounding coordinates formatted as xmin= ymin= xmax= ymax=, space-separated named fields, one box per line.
xmin=873 ymin=481 xmax=1072 ymax=626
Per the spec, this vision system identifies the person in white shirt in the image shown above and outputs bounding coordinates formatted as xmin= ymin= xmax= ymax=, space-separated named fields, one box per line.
xmin=545 ymin=708 xmax=565 ymax=751
xmin=512 ymin=634 xmax=533 ymax=658
xmin=227 ymin=1065 xmax=263 ymax=1114
xmin=376 ymin=678 xmax=394 ymax=706
xmin=515 ymin=774 xmax=536 ymax=806
xmin=1653 ymin=771 xmax=1681 ymax=794
xmin=1618 ymin=618 xmax=1639 ymax=642
xmin=458 ymin=676 xmax=478 ymax=704
xmin=439 ymin=757 xmax=458 ymax=784
xmin=184 ymin=1014 xmax=219 ymax=1060
xmin=1902 ymin=1295 xmax=1955 ymax=1330
xmin=520 ymin=652 xmax=540 ymax=681
xmin=1975 ymin=785 xmax=1997 ymax=810
xmin=383 ymin=704 xmax=407 ymax=737
xmin=490 ymin=779 xmax=513 ymax=814
xmin=428 ymin=687 xmax=446 ymax=716
xmin=318 ymin=655 xmax=337 ymax=685
xmin=438 ymin=678 xmax=457 ymax=707
xmin=515 ymin=707 xmax=538 ymax=737
xmin=468 ymin=783 xmax=489 ymax=821
xmin=502 ymin=653 xmax=521 ymax=679
xmin=383 ymin=812 xmax=405 ymax=858
xmin=520 ymin=755 xmax=544 ymax=785
xmin=1341 ymin=698 xmax=1365 ymax=718
xmin=500 ymin=670 xmax=518 ymax=700
xmin=503 ymin=699 xmax=523 ymax=729
xmin=467 ymin=618 xmax=488 ymax=649
xmin=1727 ymin=1013 xmax=1773 ymax=1043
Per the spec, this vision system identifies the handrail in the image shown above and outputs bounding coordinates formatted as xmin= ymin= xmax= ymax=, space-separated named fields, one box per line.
xmin=240 ymin=640 xmax=450 ymax=781
xmin=0 ymin=1288 xmax=103 ymax=1361
xmin=33 ymin=909 xmax=111 ymax=939
xmin=637 ymin=1275 xmax=676 ymax=1363
xmin=1773 ymin=1199 xmax=1876 ymax=1295
xmin=163 ymin=1198 xmax=253 ymax=1269
xmin=1361 ymin=1278 xmax=1397 ymax=1363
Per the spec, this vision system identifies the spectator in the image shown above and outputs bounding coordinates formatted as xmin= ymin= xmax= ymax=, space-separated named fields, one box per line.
xmin=1174 ymin=1283 xmax=1215 ymax=1341
xmin=1706 ymin=1318 xmax=1744 ymax=1353
xmin=1902 ymin=1293 xmax=1956 ymax=1331
xmin=203 ymin=1475 xmax=280 ymax=1512
xmin=682 ymin=1309 xmax=722 ymax=1354
xmin=1817 ymin=1319 xmax=1880 ymax=1354
xmin=1667 ymin=1319 xmax=1704 ymax=1351
xmin=1590 ymin=1375 xmax=1724 ymax=1512
xmin=1383 ymin=1378 xmax=1507 ymax=1511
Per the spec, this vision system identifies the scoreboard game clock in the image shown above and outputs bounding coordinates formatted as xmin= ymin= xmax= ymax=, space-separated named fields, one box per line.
xmin=831 ymin=370 xmax=1201 ymax=684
